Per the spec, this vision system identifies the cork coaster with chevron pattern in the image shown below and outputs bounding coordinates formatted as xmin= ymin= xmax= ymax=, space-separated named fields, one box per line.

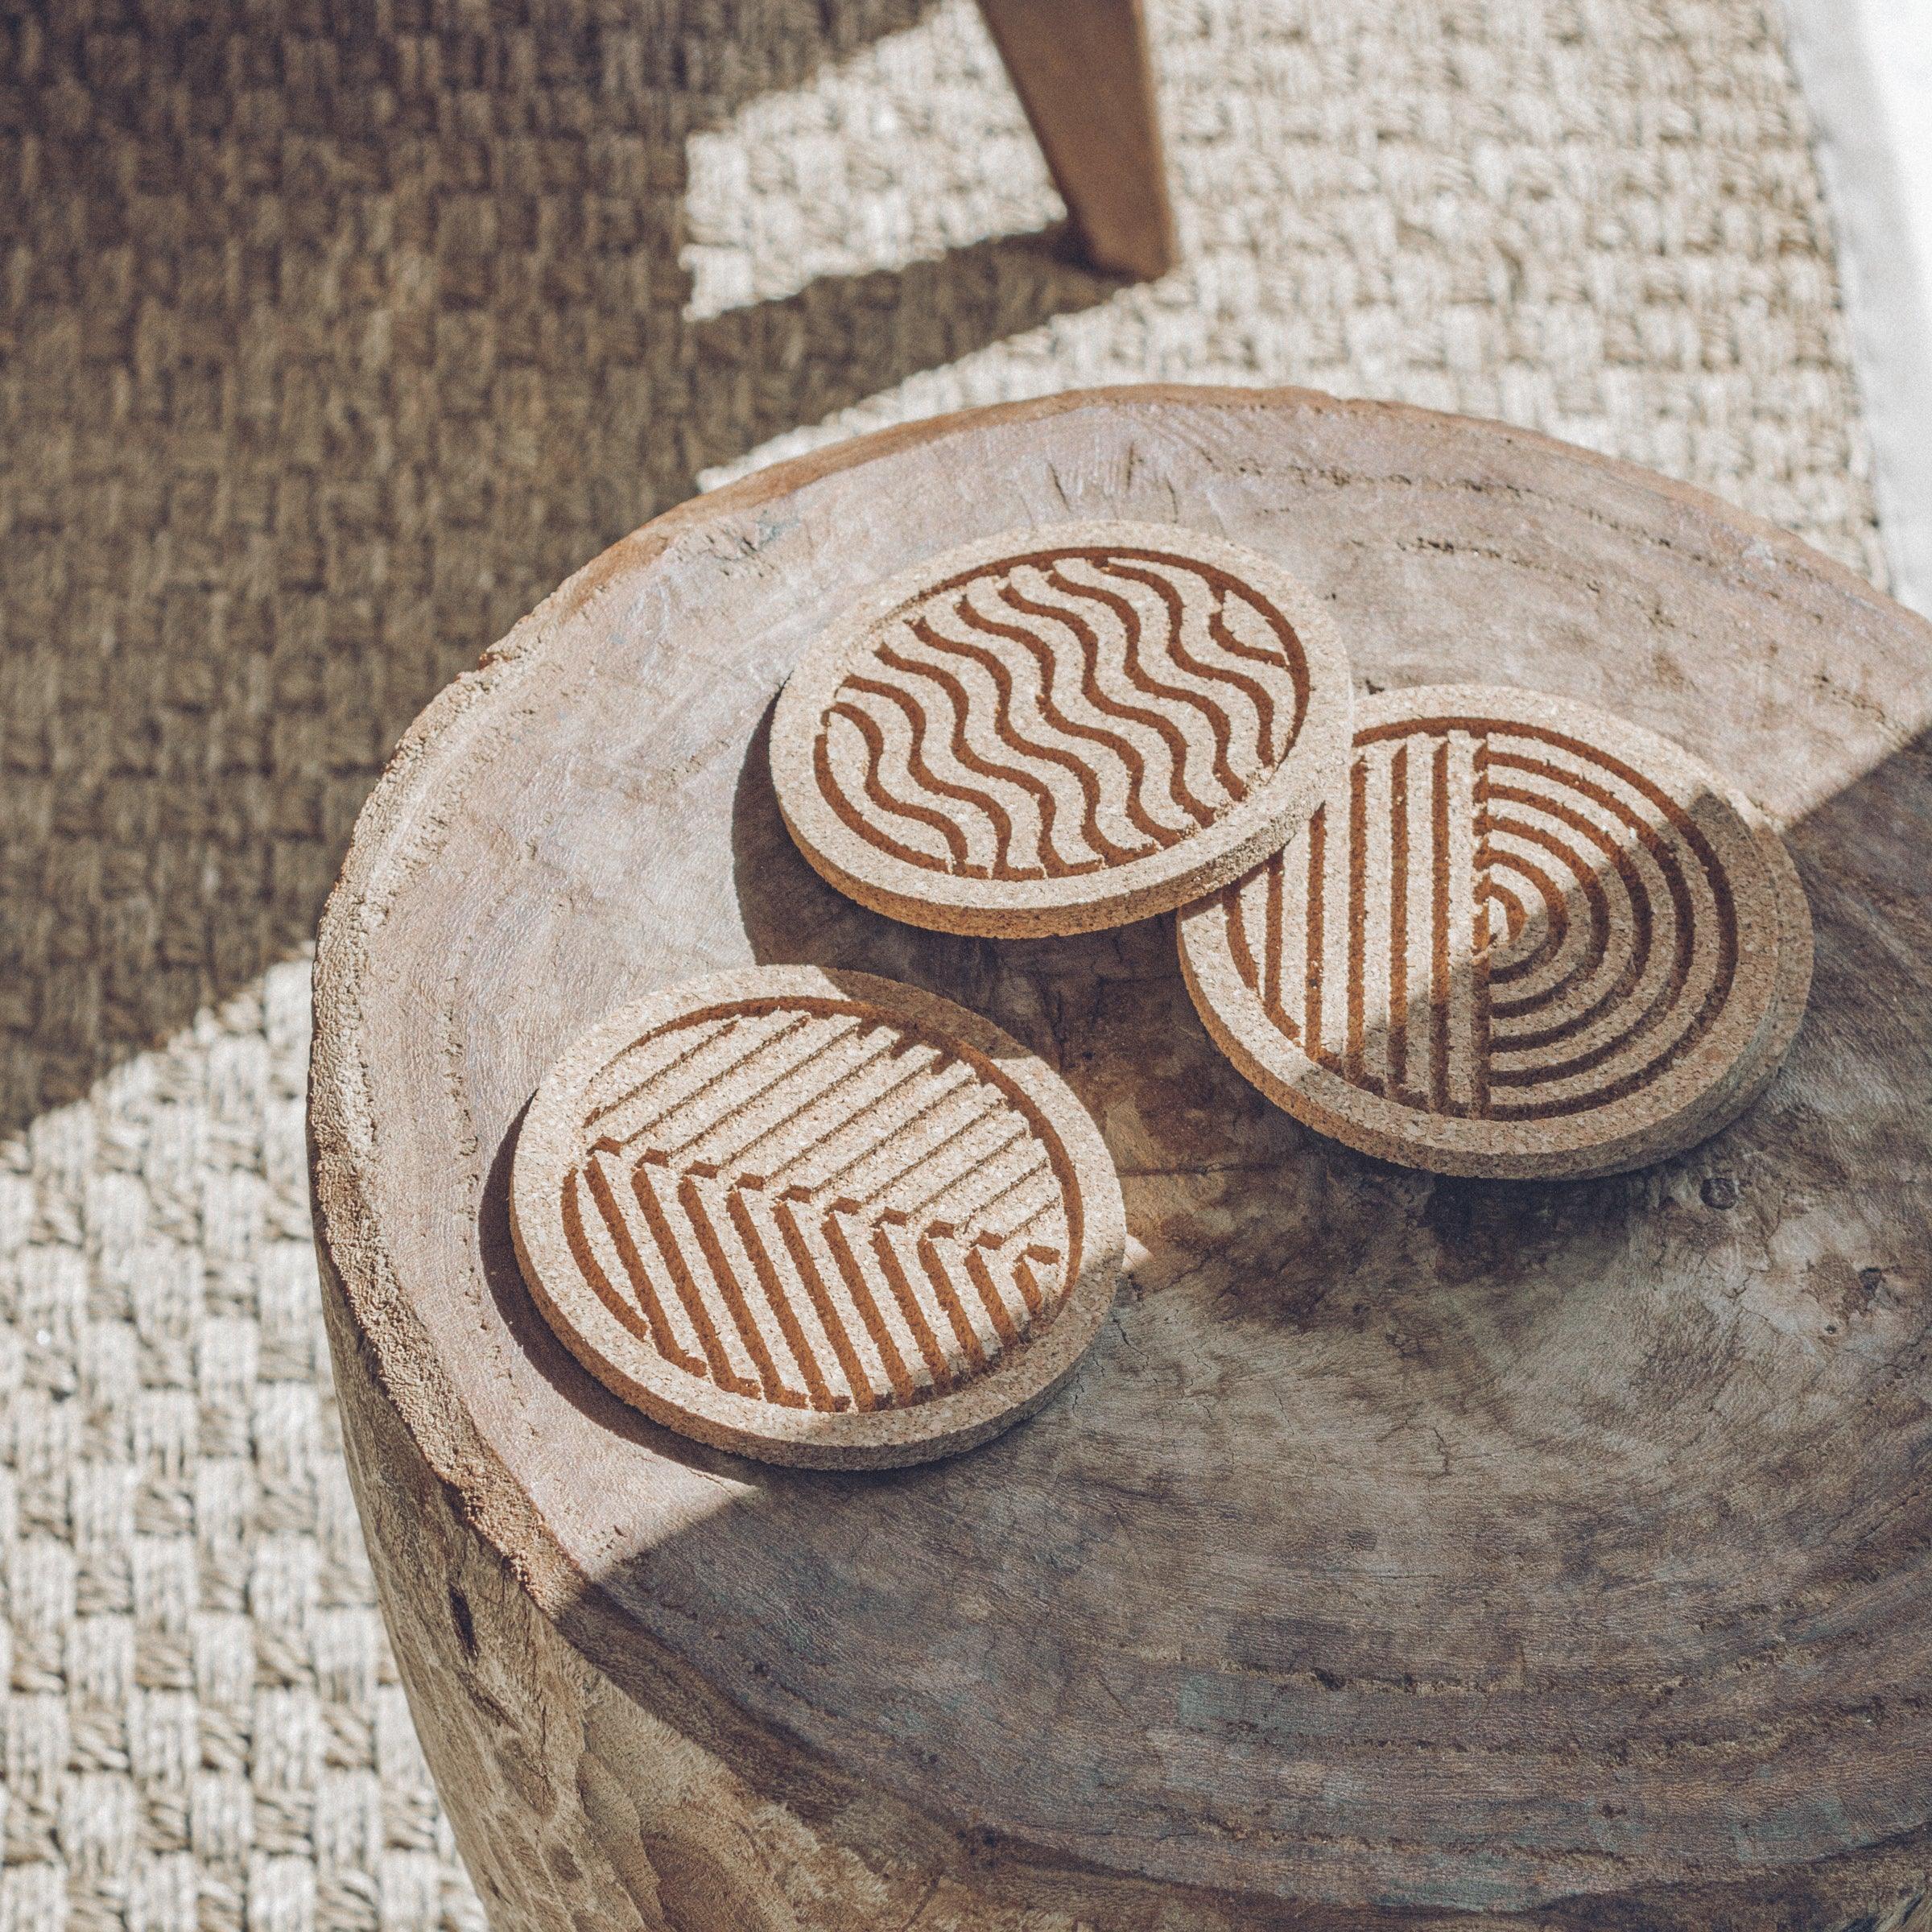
xmin=770 ymin=520 xmax=1354 ymax=935
xmin=1178 ymin=684 xmax=1813 ymax=1179
xmin=509 ymin=967 xmax=1125 ymax=1466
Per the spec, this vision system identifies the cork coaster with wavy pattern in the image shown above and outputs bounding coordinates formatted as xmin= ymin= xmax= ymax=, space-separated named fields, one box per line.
xmin=509 ymin=967 xmax=1125 ymax=1466
xmin=1179 ymin=685 xmax=1813 ymax=1179
xmin=770 ymin=520 xmax=1354 ymax=935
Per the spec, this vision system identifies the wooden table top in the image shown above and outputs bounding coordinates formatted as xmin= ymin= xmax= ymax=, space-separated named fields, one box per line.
xmin=310 ymin=384 xmax=1932 ymax=1929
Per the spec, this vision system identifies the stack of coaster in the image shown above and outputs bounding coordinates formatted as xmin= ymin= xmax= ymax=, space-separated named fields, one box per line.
xmin=512 ymin=521 xmax=1812 ymax=1463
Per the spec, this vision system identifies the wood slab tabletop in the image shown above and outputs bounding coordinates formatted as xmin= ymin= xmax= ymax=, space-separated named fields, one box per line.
xmin=310 ymin=384 xmax=1932 ymax=1932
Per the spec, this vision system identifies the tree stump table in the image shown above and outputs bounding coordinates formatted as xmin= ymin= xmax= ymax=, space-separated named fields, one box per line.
xmin=308 ymin=386 xmax=1932 ymax=1932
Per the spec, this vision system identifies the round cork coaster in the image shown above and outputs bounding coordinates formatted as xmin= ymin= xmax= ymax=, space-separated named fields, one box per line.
xmin=770 ymin=520 xmax=1354 ymax=936
xmin=509 ymin=967 xmax=1125 ymax=1467
xmin=1177 ymin=684 xmax=1813 ymax=1179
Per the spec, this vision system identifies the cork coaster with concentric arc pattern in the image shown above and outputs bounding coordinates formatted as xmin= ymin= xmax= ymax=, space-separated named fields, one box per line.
xmin=509 ymin=967 xmax=1125 ymax=1467
xmin=1178 ymin=684 xmax=1813 ymax=1179
xmin=770 ymin=520 xmax=1354 ymax=935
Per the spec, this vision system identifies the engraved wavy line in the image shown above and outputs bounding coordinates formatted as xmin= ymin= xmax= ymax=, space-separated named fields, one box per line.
xmin=952 ymin=592 xmax=1181 ymax=848
xmin=814 ymin=547 xmax=1312 ymax=881
xmin=847 ymin=683 xmax=1018 ymax=875
xmin=864 ymin=638 xmax=1070 ymax=875
xmin=1033 ymin=547 xmax=1309 ymax=733
xmin=1084 ymin=559 xmax=1284 ymax=782
xmin=842 ymin=672 xmax=1021 ymax=870
xmin=980 ymin=584 xmax=1215 ymax=833
xmin=898 ymin=615 xmax=1146 ymax=869
xmin=878 ymin=631 xmax=1097 ymax=875
xmin=1022 ymin=570 xmax=1241 ymax=810
xmin=1207 ymin=584 xmax=1311 ymax=708
xmin=815 ymin=702 xmax=976 ymax=875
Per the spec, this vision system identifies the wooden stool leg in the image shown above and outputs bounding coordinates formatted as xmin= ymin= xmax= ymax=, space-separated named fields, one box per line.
xmin=975 ymin=0 xmax=1178 ymax=280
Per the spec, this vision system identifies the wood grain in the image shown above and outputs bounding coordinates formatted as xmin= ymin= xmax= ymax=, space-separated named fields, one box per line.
xmin=310 ymin=384 xmax=1932 ymax=1931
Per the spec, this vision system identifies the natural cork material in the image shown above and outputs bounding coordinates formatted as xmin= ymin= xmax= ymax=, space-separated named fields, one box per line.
xmin=509 ymin=966 xmax=1125 ymax=1466
xmin=1179 ymin=684 xmax=1813 ymax=1178
xmin=770 ymin=519 xmax=1353 ymax=935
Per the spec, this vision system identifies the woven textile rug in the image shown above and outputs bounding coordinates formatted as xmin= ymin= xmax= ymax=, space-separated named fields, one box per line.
xmin=0 ymin=1 xmax=1885 ymax=1926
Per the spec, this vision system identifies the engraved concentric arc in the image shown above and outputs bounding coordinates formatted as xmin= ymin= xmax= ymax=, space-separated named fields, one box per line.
xmin=1178 ymin=685 xmax=1812 ymax=1179
xmin=510 ymin=968 xmax=1126 ymax=1468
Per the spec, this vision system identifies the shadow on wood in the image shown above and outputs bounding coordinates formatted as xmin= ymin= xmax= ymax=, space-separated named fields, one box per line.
xmin=312 ymin=390 xmax=1932 ymax=1931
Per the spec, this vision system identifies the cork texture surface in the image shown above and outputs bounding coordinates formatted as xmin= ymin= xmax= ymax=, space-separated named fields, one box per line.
xmin=770 ymin=521 xmax=1352 ymax=935
xmin=1179 ymin=684 xmax=1814 ymax=1178
xmin=509 ymin=966 xmax=1124 ymax=1466
xmin=4 ymin=0 xmax=1892 ymax=1922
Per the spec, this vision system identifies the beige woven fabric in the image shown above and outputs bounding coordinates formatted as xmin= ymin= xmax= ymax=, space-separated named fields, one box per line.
xmin=0 ymin=0 xmax=1883 ymax=1926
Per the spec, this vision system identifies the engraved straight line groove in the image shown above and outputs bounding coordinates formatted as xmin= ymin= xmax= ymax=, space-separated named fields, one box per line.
xmin=757 ymin=1042 xmax=941 ymax=1188
xmin=565 ymin=1166 xmax=707 ymax=1379
xmin=583 ymin=1013 xmax=739 ymax=1129
xmin=725 ymin=1185 xmax=839 ymax=1413
xmin=769 ymin=1192 xmax=885 ymax=1410
xmin=628 ymin=1155 xmax=762 ymax=1397
xmin=558 ymin=999 xmax=1081 ymax=1415
xmin=701 ymin=1023 xmax=902 ymax=1174
xmin=588 ymin=1009 xmax=791 ymax=1142
xmin=675 ymin=1170 xmax=807 ymax=1409
xmin=815 ymin=545 xmax=1314 ymax=881
xmin=1224 ymin=715 xmax=1744 ymax=1122
xmin=654 ymin=1013 xmax=868 ymax=1162
xmin=609 ymin=1009 xmax=816 ymax=1147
